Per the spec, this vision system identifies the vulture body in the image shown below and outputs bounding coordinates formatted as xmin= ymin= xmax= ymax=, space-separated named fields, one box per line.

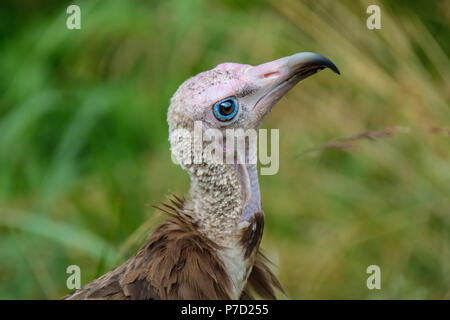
xmin=64 ymin=52 xmax=339 ymax=300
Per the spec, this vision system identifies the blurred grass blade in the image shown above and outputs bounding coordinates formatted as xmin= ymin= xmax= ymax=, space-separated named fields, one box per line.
xmin=0 ymin=209 xmax=117 ymax=266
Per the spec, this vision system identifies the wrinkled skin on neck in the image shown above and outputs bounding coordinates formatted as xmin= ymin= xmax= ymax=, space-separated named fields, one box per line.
xmin=183 ymin=158 xmax=264 ymax=298
xmin=186 ymin=161 xmax=262 ymax=247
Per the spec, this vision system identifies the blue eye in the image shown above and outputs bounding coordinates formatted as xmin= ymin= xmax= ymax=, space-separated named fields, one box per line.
xmin=213 ymin=97 xmax=238 ymax=122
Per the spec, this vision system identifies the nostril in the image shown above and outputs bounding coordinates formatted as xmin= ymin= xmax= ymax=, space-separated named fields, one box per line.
xmin=263 ymin=71 xmax=280 ymax=78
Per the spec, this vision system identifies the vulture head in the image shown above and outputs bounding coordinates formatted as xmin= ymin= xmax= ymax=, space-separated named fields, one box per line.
xmin=168 ymin=52 xmax=339 ymax=132
xmin=167 ymin=52 xmax=339 ymax=296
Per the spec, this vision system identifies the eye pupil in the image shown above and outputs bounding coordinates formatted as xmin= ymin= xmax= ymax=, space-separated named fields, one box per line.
xmin=219 ymin=101 xmax=233 ymax=115
xmin=213 ymin=97 xmax=238 ymax=122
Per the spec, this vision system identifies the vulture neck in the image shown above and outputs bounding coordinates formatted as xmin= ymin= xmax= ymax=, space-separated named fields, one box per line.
xmin=186 ymin=162 xmax=264 ymax=298
xmin=187 ymin=162 xmax=263 ymax=247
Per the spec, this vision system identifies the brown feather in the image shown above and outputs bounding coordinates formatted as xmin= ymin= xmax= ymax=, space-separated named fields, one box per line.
xmin=240 ymin=212 xmax=264 ymax=259
xmin=64 ymin=196 xmax=233 ymax=300
xmin=63 ymin=196 xmax=285 ymax=300
xmin=240 ymin=251 xmax=287 ymax=300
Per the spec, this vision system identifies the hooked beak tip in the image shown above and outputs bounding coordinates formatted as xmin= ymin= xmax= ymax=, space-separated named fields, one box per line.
xmin=287 ymin=52 xmax=340 ymax=76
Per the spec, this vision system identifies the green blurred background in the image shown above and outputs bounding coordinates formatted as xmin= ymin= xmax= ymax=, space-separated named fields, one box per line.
xmin=0 ymin=0 xmax=449 ymax=299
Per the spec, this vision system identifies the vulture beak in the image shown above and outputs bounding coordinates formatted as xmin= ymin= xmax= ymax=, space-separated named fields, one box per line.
xmin=245 ymin=52 xmax=340 ymax=126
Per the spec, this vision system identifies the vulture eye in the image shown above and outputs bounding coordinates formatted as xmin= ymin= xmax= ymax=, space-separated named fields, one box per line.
xmin=213 ymin=97 xmax=238 ymax=122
